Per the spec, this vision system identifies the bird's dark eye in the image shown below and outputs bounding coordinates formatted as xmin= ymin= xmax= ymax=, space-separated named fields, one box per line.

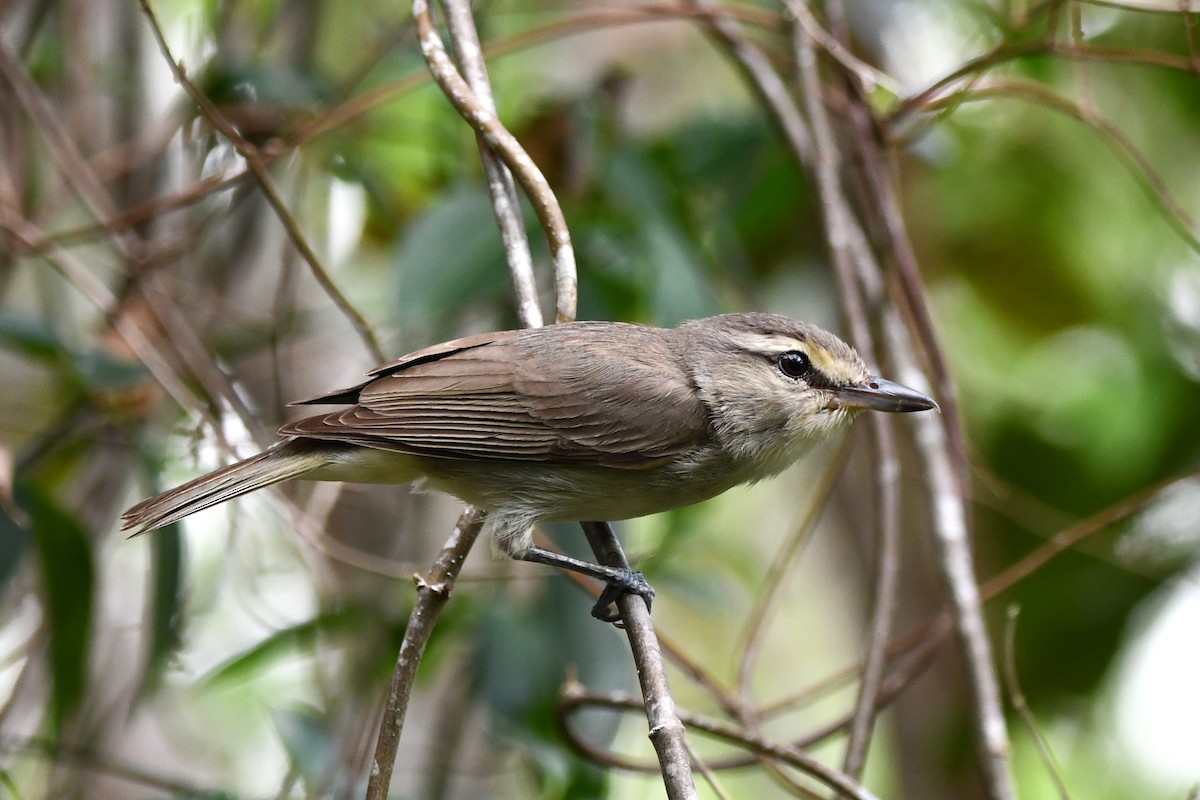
xmin=777 ymin=350 xmax=812 ymax=380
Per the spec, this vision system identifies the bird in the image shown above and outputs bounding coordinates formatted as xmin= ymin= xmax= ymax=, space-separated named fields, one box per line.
xmin=122 ymin=312 xmax=937 ymax=617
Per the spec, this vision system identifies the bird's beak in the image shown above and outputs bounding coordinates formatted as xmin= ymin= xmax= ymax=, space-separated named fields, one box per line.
xmin=828 ymin=377 xmax=939 ymax=413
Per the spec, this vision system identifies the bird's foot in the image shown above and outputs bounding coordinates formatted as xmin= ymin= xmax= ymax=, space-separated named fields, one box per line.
xmin=591 ymin=568 xmax=655 ymax=623
xmin=519 ymin=545 xmax=656 ymax=624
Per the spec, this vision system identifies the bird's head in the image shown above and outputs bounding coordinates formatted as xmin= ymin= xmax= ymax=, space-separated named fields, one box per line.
xmin=677 ymin=313 xmax=938 ymax=474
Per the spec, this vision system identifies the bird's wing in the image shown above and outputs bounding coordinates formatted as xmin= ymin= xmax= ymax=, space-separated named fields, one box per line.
xmin=279 ymin=324 xmax=710 ymax=468
xmin=289 ymin=329 xmax=523 ymax=406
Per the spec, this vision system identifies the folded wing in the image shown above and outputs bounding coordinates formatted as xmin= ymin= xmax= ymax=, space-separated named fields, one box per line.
xmin=279 ymin=324 xmax=709 ymax=468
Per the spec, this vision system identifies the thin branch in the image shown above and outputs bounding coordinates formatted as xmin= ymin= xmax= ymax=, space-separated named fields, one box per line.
xmin=684 ymin=739 xmax=734 ymax=800
xmin=559 ymin=683 xmax=883 ymax=800
xmin=0 ymin=40 xmax=145 ymax=261
xmin=17 ymin=3 xmax=785 ymax=258
xmin=922 ymin=80 xmax=1200 ymax=254
xmin=0 ymin=34 xmax=292 ymax=455
xmin=790 ymin=9 xmax=900 ymax=783
xmin=15 ymin=166 xmax=255 ymax=256
xmin=361 ymin=4 xmax=548 ymax=795
xmin=1003 ymin=606 xmax=1072 ymax=800
xmin=581 ymin=521 xmax=698 ymax=800
xmin=893 ymin=37 xmax=1200 ymax=131
xmin=364 ymin=509 xmax=484 ymax=800
xmin=881 ymin=306 xmax=1016 ymax=800
xmin=0 ymin=213 xmax=205 ymax=429
xmin=137 ymin=0 xmax=386 ymax=362
xmin=606 ymin=465 xmax=1200 ymax=779
xmin=441 ymin=0 xmax=543 ymax=328
xmin=0 ymin=735 xmax=221 ymax=798
xmin=412 ymin=0 xmax=577 ymax=322
xmin=812 ymin=11 xmax=1012 ymax=790
xmin=980 ymin=466 xmax=1200 ymax=599
xmin=560 ymin=619 xmax=948 ymax=775
xmin=689 ymin=0 xmax=813 ymax=164
xmin=787 ymin=0 xmax=900 ymax=97
xmin=736 ymin=438 xmax=850 ymax=700
xmin=294 ymin=3 xmax=781 ymax=147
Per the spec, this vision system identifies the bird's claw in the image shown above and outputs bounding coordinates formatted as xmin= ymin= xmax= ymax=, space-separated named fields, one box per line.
xmin=590 ymin=568 xmax=655 ymax=623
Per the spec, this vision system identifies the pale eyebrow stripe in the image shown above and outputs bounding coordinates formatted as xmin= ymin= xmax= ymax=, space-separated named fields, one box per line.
xmin=727 ymin=331 xmax=863 ymax=389
xmin=726 ymin=332 xmax=806 ymax=354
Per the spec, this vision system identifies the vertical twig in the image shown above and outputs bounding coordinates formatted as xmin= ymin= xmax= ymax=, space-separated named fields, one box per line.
xmin=364 ymin=3 xmax=548 ymax=794
xmin=848 ymin=44 xmax=1016 ymax=787
xmin=412 ymin=0 xmax=576 ymax=322
xmin=407 ymin=3 xmax=696 ymax=796
xmin=367 ymin=2 xmax=702 ymax=797
xmin=803 ymin=1 xmax=1016 ymax=793
xmin=881 ymin=307 xmax=1016 ymax=800
xmin=689 ymin=0 xmax=813 ymax=164
xmin=440 ymin=0 xmax=543 ymax=329
xmin=581 ymin=522 xmax=698 ymax=800
xmin=791 ymin=15 xmax=901 ymax=783
xmin=737 ymin=438 xmax=850 ymax=698
xmin=1003 ymin=606 xmax=1071 ymax=800
xmin=364 ymin=509 xmax=484 ymax=800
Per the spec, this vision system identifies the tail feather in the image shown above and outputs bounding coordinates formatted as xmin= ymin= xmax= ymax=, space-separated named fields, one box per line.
xmin=122 ymin=439 xmax=335 ymax=535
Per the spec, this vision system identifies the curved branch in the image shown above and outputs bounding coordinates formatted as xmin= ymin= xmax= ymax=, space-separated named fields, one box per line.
xmin=441 ymin=0 xmax=542 ymax=329
xmin=412 ymin=0 xmax=577 ymax=322
xmin=558 ymin=683 xmax=882 ymax=800
xmin=924 ymin=80 xmax=1200 ymax=254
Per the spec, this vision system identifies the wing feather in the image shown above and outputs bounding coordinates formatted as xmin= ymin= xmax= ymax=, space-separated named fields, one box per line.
xmin=279 ymin=323 xmax=710 ymax=467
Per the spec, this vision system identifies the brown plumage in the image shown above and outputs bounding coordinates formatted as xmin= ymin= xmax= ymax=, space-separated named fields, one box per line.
xmin=122 ymin=313 xmax=937 ymax=558
xmin=280 ymin=323 xmax=706 ymax=466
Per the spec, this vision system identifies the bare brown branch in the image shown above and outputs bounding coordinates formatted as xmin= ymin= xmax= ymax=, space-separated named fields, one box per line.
xmin=364 ymin=509 xmax=484 ymax=800
xmin=412 ymin=0 xmax=577 ymax=323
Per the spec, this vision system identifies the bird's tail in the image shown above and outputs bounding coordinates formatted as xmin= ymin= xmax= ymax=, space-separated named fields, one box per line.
xmin=121 ymin=439 xmax=335 ymax=535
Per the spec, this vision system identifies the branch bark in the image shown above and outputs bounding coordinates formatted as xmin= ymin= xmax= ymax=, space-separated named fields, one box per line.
xmin=440 ymin=0 xmax=543 ymax=329
xmin=581 ymin=521 xmax=698 ymax=800
xmin=364 ymin=509 xmax=484 ymax=800
xmin=412 ymin=0 xmax=576 ymax=322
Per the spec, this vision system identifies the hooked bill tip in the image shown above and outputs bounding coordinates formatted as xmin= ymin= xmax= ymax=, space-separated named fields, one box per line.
xmin=828 ymin=377 xmax=938 ymax=413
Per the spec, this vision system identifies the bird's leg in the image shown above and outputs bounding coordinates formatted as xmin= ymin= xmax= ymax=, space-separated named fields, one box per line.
xmin=519 ymin=545 xmax=655 ymax=622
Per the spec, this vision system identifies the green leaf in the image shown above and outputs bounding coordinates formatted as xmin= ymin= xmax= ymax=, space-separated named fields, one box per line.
xmin=271 ymin=706 xmax=337 ymax=791
xmin=22 ymin=485 xmax=93 ymax=730
xmin=142 ymin=522 xmax=185 ymax=694
xmin=0 ymin=502 xmax=31 ymax=594
xmin=0 ymin=314 xmax=64 ymax=362
xmin=392 ymin=187 xmax=511 ymax=328
xmin=200 ymin=607 xmax=365 ymax=687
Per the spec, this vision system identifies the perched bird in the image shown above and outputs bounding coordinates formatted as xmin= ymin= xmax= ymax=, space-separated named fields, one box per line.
xmin=123 ymin=312 xmax=936 ymax=615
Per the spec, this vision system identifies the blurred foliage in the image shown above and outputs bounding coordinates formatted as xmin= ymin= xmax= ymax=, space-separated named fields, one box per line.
xmin=22 ymin=485 xmax=93 ymax=731
xmin=0 ymin=0 xmax=1198 ymax=799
